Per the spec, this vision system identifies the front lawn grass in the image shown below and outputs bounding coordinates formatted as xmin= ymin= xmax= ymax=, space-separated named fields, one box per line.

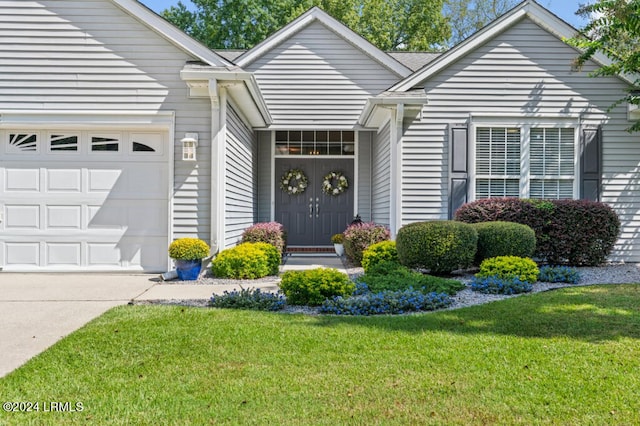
xmin=2 ymin=285 xmax=640 ymax=425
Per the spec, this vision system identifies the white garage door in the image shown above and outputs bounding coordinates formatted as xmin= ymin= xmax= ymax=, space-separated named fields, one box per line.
xmin=0 ymin=130 xmax=170 ymax=272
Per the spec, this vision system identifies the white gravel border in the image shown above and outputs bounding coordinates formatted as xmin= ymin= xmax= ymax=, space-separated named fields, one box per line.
xmin=147 ymin=262 xmax=640 ymax=313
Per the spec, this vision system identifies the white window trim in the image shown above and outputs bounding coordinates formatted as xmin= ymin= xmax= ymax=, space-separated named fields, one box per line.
xmin=469 ymin=118 xmax=580 ymax=200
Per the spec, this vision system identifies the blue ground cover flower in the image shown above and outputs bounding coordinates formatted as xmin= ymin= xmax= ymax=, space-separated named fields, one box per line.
xmin=538 ymin=265 xmax=581 ymax=284
xmin=470 ymin=275 xmax=533 ymax=295
xmin=319 ymin=287 xmax=452 ymax=315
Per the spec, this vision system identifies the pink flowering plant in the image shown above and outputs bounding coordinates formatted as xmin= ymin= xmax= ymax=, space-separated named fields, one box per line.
xmin=240 ymin=222 xmax=287 ymax=255
xmin=343 ymin=222 xmax=391 ymax=266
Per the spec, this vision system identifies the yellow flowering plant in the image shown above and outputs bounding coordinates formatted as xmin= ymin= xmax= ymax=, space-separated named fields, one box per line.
xmin=168 ymin=238 xmax=210 ymax=260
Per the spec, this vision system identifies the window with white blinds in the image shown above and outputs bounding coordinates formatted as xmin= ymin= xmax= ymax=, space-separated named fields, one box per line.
xmin=474 ymin=126 xmax=575 ymax=199
xmin=530 ymin=128 xmax=575 ymax=199
xmin=475 ymin=127 xmax=521 ymax=198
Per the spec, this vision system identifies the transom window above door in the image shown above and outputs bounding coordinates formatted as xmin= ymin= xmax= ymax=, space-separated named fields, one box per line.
xmin=275 ymin=130 xmax=355 ymax=156
xmin=474 ymin=125 xmax=577 ymax=200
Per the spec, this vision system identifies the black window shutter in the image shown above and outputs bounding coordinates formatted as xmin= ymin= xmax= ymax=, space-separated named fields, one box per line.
xmin=449 ymin=124 xmax=469 ymax=218
xmin=580 ymin=126 xmax=602 ymax=201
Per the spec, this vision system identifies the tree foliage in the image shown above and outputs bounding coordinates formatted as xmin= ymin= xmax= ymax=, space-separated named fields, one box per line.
xmin=567 ymin=0 xmax=640 ymax=131
xmin=443 ymin=0 xmax=518 ymax=46
xmin=162 ymin=0 xmax=450 ymax=51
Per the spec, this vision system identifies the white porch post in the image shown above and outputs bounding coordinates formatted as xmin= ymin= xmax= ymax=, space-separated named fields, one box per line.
xmin=389 ymin=104 xmax=404 ymax=237
xmin=209 ymin=80 xmax=228 ymax=253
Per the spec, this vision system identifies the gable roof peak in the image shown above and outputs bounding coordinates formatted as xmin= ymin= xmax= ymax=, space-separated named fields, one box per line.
xmin=235 ymin=6 xmax=411 ymax=77
xmin=388 ymin=0 xmax=602 ymax=92
xmin=109 ymin=0 xmax=231 ymax=67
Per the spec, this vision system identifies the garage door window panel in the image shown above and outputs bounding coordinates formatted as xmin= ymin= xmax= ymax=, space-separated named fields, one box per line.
xmin=49 ymin=134 xmax=79 ymax=152
xmin=8 ymin=133 xmax=38 ymax=153
xmin=130 ymin=133 xmax=162 ymax=154
xmin=91 ymin=135 xmax=120 ymax=152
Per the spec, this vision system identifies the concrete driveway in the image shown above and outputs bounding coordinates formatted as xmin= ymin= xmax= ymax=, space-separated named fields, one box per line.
xmin=0 ymin=273 xmax=156 ymax=378
xmin=0 ymin=255 xmax=347 ymax=378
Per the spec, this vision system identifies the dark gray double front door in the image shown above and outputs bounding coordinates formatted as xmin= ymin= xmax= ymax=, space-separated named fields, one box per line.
xmin=275 ymin=158 xmax=354 ymax=246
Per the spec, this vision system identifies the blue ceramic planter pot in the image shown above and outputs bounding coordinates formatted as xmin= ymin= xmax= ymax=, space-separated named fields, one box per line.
xmin=174 ymin=259 xmax=202 ymax=281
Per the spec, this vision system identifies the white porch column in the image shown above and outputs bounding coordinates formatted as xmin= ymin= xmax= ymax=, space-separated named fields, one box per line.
xmin=389 ymin=104 xmax=404 ymax=237
xmin=209 ymin=81 xmax=228 ymax=253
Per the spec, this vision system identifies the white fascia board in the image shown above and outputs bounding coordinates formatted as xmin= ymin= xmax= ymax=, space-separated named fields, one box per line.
xmin=180 ymin=68 xmax=272 ymax=127
xmin=389 ymin=0 xmax=636 ymax=92
xmin=358 ymin=96 xmax=428 ymax=128
xmin=0 ymin=110 xmax=175 ymax=130
xmin=110 ymin=0 xmax=231 ymax=67
xmin=236 ymin=7 xmax=411 ymax=77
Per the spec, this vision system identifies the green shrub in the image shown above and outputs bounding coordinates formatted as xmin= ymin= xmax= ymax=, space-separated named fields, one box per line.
xmin=359 ymin=261 xmax=465 ymax=295
xmin=343 ymin=222 xmax=391 ymax=266
xmin=168 ymin=238 xmax=210 ymax=260
xmin=472 ymin=221 xmax=536 ymax=264
xmin=241 ymin=222 xmax=287 ymax=255
xmin=251 ymin=242 xmax=281 ymax=276
xmin=362 ymin=241 xmax=398 ymax=273
xmin=456 ymin=198 xmax=620 ymax=266
xmin=279 ymin=268 xmax=355 ymax=306
xmin=476 ymin=256 xmax=539 ymax=283
xmin=212 ymin=243 xmax=273 ymax=279
xmin=396 ymin=220 xmax=477 ymax=275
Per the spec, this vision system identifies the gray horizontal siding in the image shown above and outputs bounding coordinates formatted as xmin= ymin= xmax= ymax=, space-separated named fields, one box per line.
xmin=357 ymin=131 xmax=373 ymax=222
xmin=404 ymin=17 xmax=640 ymax=260
xmin=225 ymin=103 xmax=257 ymax=247
xmin=0 ymin=0 xmax=213 ymax=242
xmin=246 ymin=21 xmax=400 ymax=129
xmin=371 ymin=122 xmax=391 ymax=226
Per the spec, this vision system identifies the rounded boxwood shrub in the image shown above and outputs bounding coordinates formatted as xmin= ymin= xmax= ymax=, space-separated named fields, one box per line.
xmin=476 ymin=255 xmax=539 ymax=283
xmin=396 ymin=220 xmax=478 ymax=275
xmin=212 ymin=242 xmax=274 ymax=279
xmin=361 ymin=241 xmax=398 ymax=273
xmin=343 ymin=222 xmax=390 ymax=266
xmin=472 ymin=221 xmax=536 ymax=264
xmin=240 ymin=222 xmax=286 ymax=255
xmin=279 ymin=268 xmax=355 ymax=306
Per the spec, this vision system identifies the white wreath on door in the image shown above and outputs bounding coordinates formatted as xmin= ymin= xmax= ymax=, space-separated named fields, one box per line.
xmin=322 ymin=171 xmax=348 ymax=196
xmin=280 ymin=169 xmax=308 ymax=195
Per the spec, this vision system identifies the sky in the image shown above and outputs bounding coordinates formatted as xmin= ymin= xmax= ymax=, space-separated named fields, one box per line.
xmin=140 ymin=0 xmax=588 ymax=29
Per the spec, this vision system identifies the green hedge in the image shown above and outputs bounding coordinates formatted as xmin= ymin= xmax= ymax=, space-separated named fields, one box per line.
xmin=396 ymin=220 xmax=477 ymax=275
xmin=456 ymin=198 xmax=620 ymax=266
xmin=472 ymin=221 xmax=536 ymax=264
